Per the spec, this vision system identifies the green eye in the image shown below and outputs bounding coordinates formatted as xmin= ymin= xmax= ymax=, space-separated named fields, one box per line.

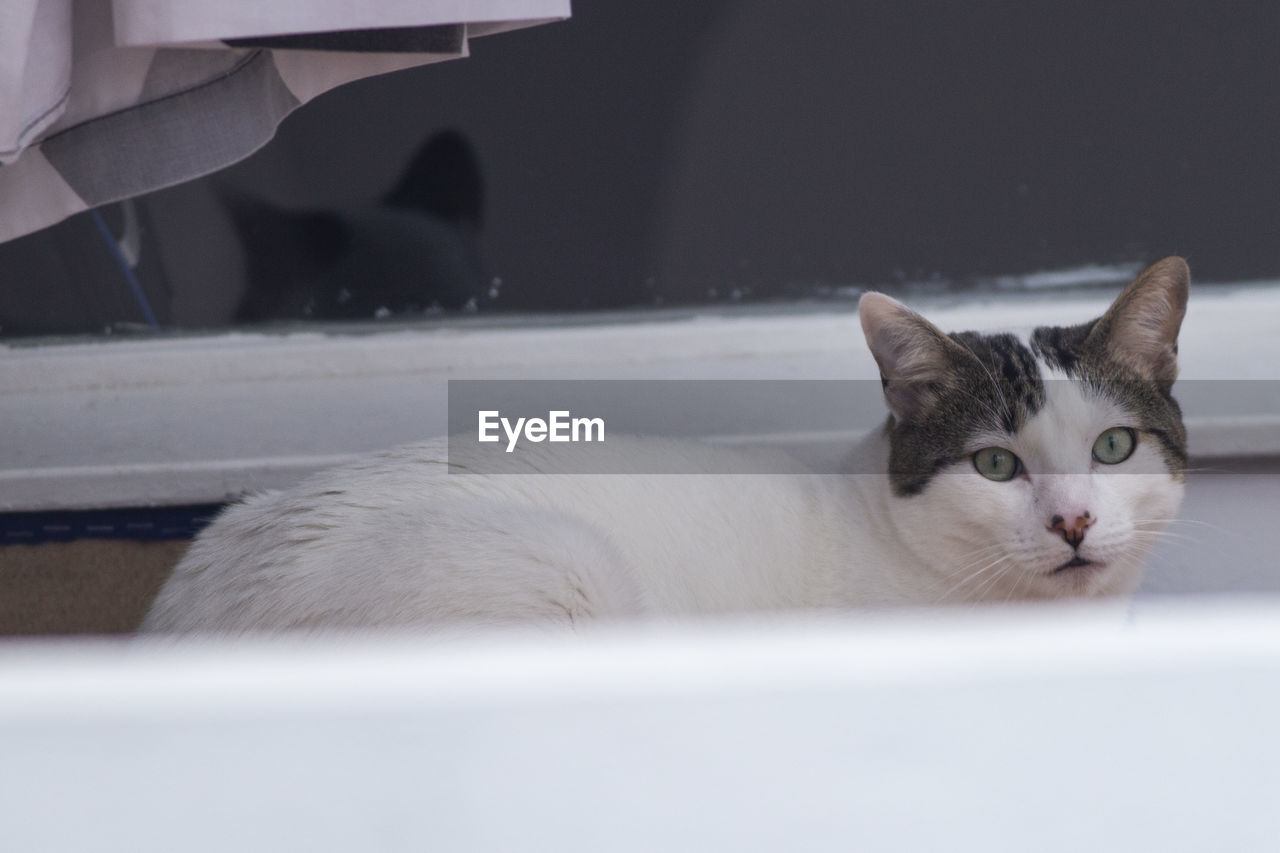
xmin=973 ymin=446 xmax=1020 ymax=481
xmin=1093 ymin=427 xmax=1136 ymax=464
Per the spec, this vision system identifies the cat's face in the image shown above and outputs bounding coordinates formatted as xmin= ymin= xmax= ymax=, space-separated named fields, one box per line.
xmin=860 ymin=257 xmax=1189 ymax=601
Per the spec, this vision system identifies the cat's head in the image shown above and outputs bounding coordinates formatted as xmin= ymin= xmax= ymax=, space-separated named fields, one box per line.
xmin=859 ymin=257 xmax=1189 ymax=601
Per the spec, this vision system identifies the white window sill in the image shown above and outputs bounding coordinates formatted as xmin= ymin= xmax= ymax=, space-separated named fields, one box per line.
xmin=3 ymin=283 xmax=1279 ymax=513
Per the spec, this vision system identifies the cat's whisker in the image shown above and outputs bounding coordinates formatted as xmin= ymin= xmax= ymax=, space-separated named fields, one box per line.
xmin=1117 ymin=542 xmax=1163 ymax=569
xmin=1131 ymin=532 xmax=1198 ymax=550
xmin=1155 ymin=517 xmax=1230 ymax=530
xmin=968 ymin=558 xmax=1014 ymax=605
xmin=925 ymin=563 xmax=992 ymax=603
xmin=932 ymin=543 xmax=1008 ymax=576
xmin=970 ymin=556 xmax=1021 ymax=603
xmin=1129 ymin=530 xmax=1199 ymax=546
xmin=1132 ymin=520 xmax=1200 ymax=534
xmin=1002 ymin=560 xmax=1036 ymax=604
xmin=1125 ymin=528 xmax=1182 ymax=557
xmin=1126 ymin=522 xmax=1202 ymax=547
xmin=1135 ymin=517 xmax=1233 ymax=537
xmin=932 ymin=553 xmax=1013 ymax=603
xmin=1131 ymin=525 xmax=1196 ymax=538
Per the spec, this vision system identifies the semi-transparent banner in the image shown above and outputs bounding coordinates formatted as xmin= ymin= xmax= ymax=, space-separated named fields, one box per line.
xmin=445 ymin=379 xmax=1280 ymax=475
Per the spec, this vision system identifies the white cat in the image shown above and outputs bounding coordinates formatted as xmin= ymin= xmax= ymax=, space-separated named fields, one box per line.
xmin=141 ymin=258 xmax=1189 ymax=632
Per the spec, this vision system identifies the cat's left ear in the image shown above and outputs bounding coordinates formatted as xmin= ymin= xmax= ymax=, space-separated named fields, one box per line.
xmin=1088 ymin=256 xmax=1189 ymax=387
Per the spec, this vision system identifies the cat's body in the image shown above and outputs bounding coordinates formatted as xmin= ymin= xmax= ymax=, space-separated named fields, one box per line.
xmin=145 ymin=439 xmax=870 ymax=631
xmin=142 ymin=258 xmax=1191 ymax=633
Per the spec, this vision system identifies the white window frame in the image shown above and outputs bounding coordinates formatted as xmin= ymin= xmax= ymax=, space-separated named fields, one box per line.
xmin=3 ymin=599 xmax=1280 ymax=851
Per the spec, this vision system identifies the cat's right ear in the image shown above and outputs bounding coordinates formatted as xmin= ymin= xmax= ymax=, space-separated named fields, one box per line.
xmin=859 ymin=292 xmax=962 ymax=422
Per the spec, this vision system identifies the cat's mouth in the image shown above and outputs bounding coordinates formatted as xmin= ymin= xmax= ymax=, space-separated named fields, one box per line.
xmin=1052 ymin=555 xmax=1099 ymax=573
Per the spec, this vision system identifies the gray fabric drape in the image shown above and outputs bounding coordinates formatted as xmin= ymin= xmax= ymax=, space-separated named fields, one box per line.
xmin=0 ymin=0 xmax=569 ymax=243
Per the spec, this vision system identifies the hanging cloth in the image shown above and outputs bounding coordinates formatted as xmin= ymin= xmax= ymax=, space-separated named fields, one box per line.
xmin=0 ymin=0 xmax=569 ymax=243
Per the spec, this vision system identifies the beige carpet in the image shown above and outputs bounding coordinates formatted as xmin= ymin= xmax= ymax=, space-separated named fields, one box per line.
xmin=0 ymin=539 xmax=187 ymax=635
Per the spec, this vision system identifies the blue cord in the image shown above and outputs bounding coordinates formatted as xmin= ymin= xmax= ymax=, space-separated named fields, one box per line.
xmin=90 ymin=206 xmax=158 ymax=328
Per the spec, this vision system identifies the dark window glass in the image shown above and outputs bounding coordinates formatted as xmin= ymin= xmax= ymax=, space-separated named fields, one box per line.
xmin=3 ymin=1 xmax=1279 ymax=338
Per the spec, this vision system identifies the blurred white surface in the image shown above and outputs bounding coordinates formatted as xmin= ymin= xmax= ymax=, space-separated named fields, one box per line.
xmin=2 ymin=599 xmax=1279 ymax=851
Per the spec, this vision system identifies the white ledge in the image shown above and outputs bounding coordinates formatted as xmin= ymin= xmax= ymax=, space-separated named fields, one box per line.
xmin=3 ymin=285 xmax=1278 ymax=513
xmin=3 ymin=599 xmax=1280 ymax=851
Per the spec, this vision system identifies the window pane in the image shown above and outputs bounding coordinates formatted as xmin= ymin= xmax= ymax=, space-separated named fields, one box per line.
xmin=3 ymin=2 xmax=1279 ymax=338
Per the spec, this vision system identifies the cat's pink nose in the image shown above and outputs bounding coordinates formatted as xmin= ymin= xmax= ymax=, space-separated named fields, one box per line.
xmin=1049 ymin=512 xmax=1094 ymax=548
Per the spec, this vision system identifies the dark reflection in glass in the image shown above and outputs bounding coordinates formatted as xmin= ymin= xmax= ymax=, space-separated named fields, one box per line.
xmin=233 ymin=130 xmax=485 ymax=321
